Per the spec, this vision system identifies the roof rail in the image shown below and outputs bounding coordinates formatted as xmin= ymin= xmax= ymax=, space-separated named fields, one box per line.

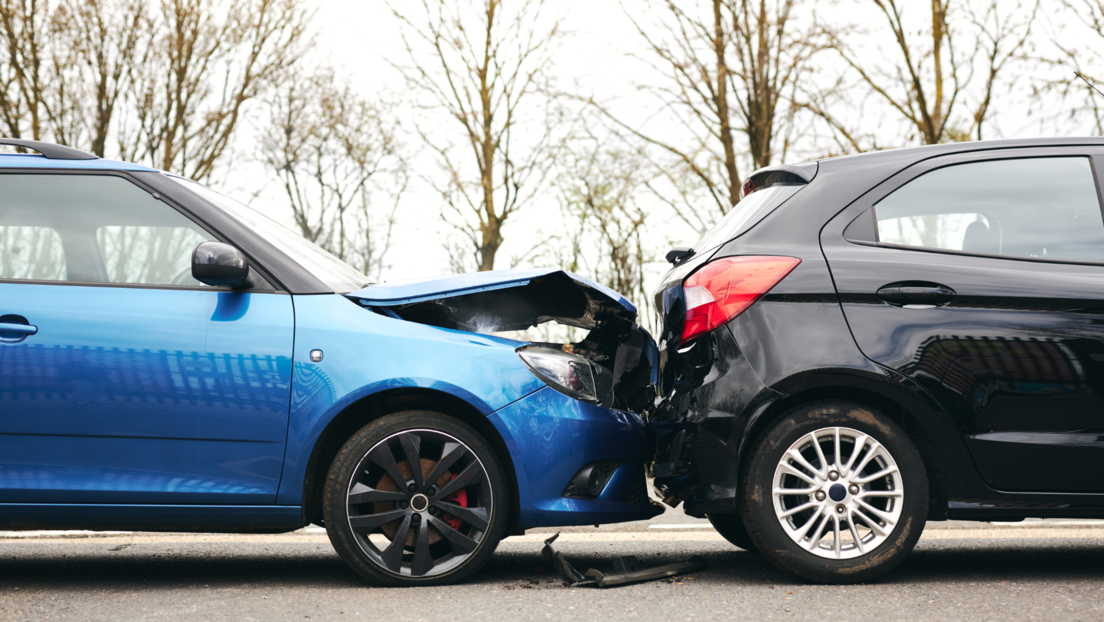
xmin=0 ymin=138 xmax=98 ymax=160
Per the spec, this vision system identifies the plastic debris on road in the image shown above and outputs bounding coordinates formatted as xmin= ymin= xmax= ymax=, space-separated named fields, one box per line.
xmin=540 ymin=533 xmax=707 ymax=588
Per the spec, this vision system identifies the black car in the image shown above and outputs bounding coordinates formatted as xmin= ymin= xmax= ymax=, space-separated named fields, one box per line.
xmin=650 ymin=138 xmax=1104 ymax=583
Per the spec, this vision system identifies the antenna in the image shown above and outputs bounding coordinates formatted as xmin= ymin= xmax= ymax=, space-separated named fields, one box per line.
xmin=1075 ymin=72 xmax=1104 ymax=99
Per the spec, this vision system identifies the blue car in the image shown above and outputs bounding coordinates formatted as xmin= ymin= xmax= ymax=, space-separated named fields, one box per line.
xmin=0 ymin=139 xmax=662 ymax=586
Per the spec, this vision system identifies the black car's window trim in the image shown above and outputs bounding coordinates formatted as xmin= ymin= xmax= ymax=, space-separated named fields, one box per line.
xmin=842 ymin=150 xmax=1104 ymax=268
xmin=0 ymin=168 xmax=283 ymax=292
xmin=1090 ymin=154 xmax=1104 ymax=227
xmin=854 ymin=240 xmax=1104 ymax=268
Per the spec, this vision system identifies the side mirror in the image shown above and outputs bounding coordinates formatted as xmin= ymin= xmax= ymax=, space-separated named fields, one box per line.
xmin=665 ymin=246 xmax=693 ymax=265
xmin=192 ymin=242 xmax=249 ymax=287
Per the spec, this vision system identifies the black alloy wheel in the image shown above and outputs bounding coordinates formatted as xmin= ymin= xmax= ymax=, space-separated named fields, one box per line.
xmin=323 ymin=411 xmax=507 ymax=586
xmin=739 ymin=400 xmax=928 ymax=584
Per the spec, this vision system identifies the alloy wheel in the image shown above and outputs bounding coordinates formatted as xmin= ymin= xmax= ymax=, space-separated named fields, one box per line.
xmin=345 ymin=428 xmax=493 ymax=578
xmin=771 ymin=426 xmax=903 ymax=560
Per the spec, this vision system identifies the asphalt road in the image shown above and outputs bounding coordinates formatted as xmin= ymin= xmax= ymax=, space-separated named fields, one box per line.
xmin=2 ymin=514 xmax=1103 ymax=622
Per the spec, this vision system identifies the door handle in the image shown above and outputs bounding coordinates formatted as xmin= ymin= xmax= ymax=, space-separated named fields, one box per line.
xmin=0 ymin=322 xmax=37 ymax=336
xmin=876 ymin=283 xmax=956 ymax=308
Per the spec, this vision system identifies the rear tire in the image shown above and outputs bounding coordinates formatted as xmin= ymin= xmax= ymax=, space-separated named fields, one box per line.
xmin=740 ymin=400 xmax=927 ymax=583
xmin=707 ymin=513 xmax=758 ymax=552
xmin=323 ymin=411 xmax=508 ymax=586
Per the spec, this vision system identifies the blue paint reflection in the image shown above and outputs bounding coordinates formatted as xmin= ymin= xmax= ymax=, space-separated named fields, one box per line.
xmin=490 ymin=387 xmax=658 ymax=527
xmin=212 ymin=292 xmax=250 ymax=322
xmin=0 ymin=283 xmax=293 ymax=504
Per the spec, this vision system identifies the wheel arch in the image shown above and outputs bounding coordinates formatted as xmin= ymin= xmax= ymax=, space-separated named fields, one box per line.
xmin=300 ymin=387 xmax=524 ymax=535
xmin=741 ymin=381 xmax=950 ymax=520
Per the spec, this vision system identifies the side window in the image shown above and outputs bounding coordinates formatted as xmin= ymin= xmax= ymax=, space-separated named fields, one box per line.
xmin=0 ymin=174 xmax=216 ymax=285
xmin=874 ymin=157 xmax=1104 ymax=262
xmin=97 ymin=226 xmax=210 ymax=285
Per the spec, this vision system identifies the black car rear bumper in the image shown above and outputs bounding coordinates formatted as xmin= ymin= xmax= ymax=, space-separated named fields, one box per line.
xmin=650 ymin=323 xmax=780 ymax=517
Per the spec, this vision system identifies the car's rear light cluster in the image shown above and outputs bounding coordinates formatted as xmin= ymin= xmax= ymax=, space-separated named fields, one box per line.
xmin=680 ymin=256 xmax=801 ymax=345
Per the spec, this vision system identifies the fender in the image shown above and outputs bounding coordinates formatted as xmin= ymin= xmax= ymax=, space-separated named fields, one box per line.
xmin=275 ymin=293 xmax=543 ymax=505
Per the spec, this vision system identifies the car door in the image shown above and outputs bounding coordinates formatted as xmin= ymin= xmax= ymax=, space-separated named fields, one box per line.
xmin=0 ymin=172 xmax=294 ymax=504
xmin=821 ymin=149 xmax=1104 ymax=493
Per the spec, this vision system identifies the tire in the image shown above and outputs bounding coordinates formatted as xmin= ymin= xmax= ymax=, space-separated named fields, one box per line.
xmin=739 ymin=400 xmax=928 ymax=583
xmin=323 ymin=411 xmax=508 ymax=586
xmin=707 ymin=513 xmax=758 ymax=552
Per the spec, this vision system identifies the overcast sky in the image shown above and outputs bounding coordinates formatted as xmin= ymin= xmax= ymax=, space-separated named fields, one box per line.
xmin=235 ymin=0 xmax=651 ymax=283
xmin=235 ymin=0 xmax=1089 ymax=287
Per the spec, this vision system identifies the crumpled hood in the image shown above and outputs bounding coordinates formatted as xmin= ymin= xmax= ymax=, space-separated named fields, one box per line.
xmin=348 ymin=269 xmax=637 ymax=333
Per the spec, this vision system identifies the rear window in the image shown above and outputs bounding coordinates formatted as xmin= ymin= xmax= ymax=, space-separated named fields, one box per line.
xmin=875 ymin=157 xmax=1104 ymax=262
xmin=692 ymin=184 xmax=803 ymax=253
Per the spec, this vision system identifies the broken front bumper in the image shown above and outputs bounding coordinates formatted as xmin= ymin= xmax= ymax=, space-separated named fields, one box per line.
xmin=489 ymin=386 xmax=663 ymax=528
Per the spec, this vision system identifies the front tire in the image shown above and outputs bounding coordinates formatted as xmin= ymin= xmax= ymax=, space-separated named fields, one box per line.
xmin=323 ymin=411 xmax=508 ymax=586
xmin=740 ymin=400 xmax=927 ymax=583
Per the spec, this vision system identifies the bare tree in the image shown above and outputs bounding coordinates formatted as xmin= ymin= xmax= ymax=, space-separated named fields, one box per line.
xmin=1 ymin=0 xmax=149 ymax=151
xmin=1 ymin=0 xmax=310 ymax=177
xmin=390 ymin=0 xmax=564 ymax=271
xmin=52 ymin=0 xmax=151 ymax=156
xmin=820 ymin=0 xmax=1038 ymax=146
xmin=0 ymin=0 xmax=54 ymax=140
xmin=261 ymin=69 xmax=407 ymax=279
xmin=122 ymin=0 xmax=311 ymax=181
xmin=547 ymin=131 xmax=653 ymax=317
xmin=1035 ymin=1 xmax=1104 ymax=136
xmin=588 ymin=0 xmax=826 ymax=236
xmin=970 ymin=1 xmax=1039 ymax=140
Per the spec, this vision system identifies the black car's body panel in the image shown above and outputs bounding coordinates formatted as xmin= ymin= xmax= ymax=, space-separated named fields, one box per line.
xmin=823 ymin=145 xmax=1104 ymax=498
xmin=652 ymin=137 xmax=1104 ymax=520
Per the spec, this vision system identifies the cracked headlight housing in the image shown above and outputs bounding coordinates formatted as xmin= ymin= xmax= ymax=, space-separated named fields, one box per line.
xmin=516 ymin=346 xmax=613 ymax=405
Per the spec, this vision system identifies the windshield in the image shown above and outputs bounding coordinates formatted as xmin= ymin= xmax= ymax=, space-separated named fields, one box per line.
xmin=170 ymin=177 xmax=370 ymax=293
xmin=692 ymin=184 xmax=803 ymax=253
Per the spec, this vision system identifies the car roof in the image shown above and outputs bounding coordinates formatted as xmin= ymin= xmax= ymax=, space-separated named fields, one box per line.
xmin=7 ymin=136 xmax=1102 ymax=174
xmin=0 ymin=153 xmax=158 ymax=172
xmin=816 ymin=136 xmax=1104 ymax=167
xmin=743 ymin=137 xmax=1104 ymax=187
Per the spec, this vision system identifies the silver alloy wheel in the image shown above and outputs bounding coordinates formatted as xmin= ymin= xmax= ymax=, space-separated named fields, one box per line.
xmin=345 ymin=429 xmax=493 ymax=578
xmin=771 ymin=426 xmax=903 ymax=560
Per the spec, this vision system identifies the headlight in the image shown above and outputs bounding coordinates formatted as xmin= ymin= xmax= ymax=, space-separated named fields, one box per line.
xmin=517 ymin=347 xmax=613 ymax=405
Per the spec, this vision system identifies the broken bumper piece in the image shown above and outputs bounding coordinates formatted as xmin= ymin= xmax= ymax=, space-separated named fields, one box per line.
xmin=541 ymin=533 xmax=707 ymax=588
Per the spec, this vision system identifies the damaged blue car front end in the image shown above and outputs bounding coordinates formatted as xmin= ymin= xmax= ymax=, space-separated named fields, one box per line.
xmin=345 ymin=269 xmax=662 ymax=529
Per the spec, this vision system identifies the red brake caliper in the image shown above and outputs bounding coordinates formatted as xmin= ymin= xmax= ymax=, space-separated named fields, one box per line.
xmin=443 ymin=473 xmax=468 ymax=530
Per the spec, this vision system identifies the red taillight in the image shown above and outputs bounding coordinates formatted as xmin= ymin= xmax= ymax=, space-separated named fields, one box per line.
xmin=680 ymin=256 xmax=801 ymax=345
